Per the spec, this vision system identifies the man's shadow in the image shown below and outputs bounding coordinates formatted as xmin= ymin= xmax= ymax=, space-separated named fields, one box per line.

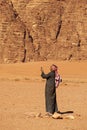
xmin=58 ymin=111 xmax=74 ymax=115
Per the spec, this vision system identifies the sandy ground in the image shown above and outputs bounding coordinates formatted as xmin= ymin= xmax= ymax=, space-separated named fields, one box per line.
xmin=0 ymin=61 xmax=87 ymax=130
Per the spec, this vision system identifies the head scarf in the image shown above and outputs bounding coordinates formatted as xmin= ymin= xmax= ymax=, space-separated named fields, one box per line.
xmin=52 ymin=64 xmax=61 ymax=88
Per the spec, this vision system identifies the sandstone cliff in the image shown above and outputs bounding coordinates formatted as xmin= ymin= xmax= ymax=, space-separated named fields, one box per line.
xmin=0 ymin=0 xmax=87 ymax=63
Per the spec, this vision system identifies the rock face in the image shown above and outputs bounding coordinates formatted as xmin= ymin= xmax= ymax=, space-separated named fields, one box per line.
xmin=57 ymin=0 xmax=87 ymax=60
xmin=0 ymin=0 xmax=87 ymax=63
xmin=0 ymin=0 xmax=34 ymax=63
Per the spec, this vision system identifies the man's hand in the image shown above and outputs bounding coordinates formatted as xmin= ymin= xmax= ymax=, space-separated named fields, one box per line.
xmin=41 ymin=67 xmax=44 ymax=72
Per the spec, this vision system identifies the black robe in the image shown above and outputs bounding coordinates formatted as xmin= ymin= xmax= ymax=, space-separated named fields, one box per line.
xmin=41 ymin=71 xmax=58 ymax=114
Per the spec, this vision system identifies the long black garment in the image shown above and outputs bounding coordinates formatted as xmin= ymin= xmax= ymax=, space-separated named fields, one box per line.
xmin=41 ymin=71 xmax=58 ymax=114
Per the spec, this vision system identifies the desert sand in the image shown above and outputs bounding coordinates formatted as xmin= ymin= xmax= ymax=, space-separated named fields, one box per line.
xmin=0 ymin=61 xmax=87 ymax=130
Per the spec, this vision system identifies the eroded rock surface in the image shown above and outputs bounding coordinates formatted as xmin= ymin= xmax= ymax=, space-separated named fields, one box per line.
xmin=0 ymin=0 xmax=87 ymax=63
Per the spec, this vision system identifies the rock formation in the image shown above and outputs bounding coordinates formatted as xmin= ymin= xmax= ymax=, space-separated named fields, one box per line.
xmin=0 ymin=0 xmax=87 ymax=63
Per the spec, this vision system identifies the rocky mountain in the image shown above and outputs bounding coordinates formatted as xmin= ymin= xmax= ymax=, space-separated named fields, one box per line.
xmin=0 ymin=0 xmax=87 ymax=63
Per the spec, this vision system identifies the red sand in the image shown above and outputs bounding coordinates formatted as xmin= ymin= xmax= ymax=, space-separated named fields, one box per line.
xmin=0 ymin=61 xmax=87 ymax=130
